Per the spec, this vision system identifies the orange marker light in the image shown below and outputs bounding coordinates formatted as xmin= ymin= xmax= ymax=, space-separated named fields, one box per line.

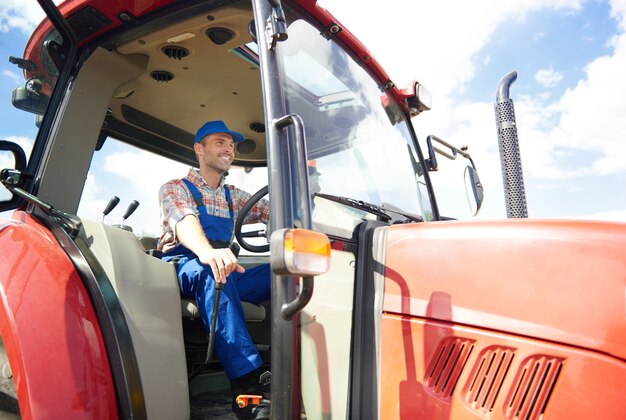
xmin=270 ymin=228 xmax=331 ymax=276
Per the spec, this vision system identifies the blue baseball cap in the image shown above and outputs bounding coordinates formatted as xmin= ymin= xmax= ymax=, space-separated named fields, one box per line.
xmin=194 ymin=120 xmax=244 ymax=143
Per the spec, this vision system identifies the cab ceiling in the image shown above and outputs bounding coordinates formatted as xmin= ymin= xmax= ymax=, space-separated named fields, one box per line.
xmin=110 ymin=4 xmax=265 ymax=165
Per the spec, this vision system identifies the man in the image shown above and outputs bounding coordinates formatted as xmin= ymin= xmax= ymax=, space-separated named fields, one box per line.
xmin=158 ymin=120 xmax=270 ymax=419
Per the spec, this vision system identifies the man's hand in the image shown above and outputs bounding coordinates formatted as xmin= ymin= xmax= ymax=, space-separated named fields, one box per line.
xmin=197 ymin=247 xmax=245 ymax=284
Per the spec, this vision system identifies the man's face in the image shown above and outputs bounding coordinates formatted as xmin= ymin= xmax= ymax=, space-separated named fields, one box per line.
xmin=196 ymin=133 xmax=235 ymax=174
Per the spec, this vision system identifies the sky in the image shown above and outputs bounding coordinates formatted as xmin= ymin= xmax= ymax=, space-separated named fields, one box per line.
xmin=1 ymin=0 xmax=625 ymax=231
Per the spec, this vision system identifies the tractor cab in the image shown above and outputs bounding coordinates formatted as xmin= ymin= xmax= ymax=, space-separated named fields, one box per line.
xmin=2 ymin=1 xmax=626 ymax=420
xmin=0 ymin=0 xmax=436 ymax=418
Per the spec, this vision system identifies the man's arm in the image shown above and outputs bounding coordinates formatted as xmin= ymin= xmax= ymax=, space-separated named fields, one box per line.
xmin=175 ymin=214 xmax=245 ymax=284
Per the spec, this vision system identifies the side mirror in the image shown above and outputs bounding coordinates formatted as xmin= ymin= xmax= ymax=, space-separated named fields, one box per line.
xmin=464 ymin=165 xmax=484 ymax=216
xmin=0 ymin=140 xmax=28 ymax=208
xmin=425 ymin=134 xmax=485 ymax=217
xmin=12 ymin=85 xmax=50 ymax=115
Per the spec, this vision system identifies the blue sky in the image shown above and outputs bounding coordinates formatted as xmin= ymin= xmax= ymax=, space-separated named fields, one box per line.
xmin=323 ymin=0 xmax=626 ymax=221
xmin=1 ymin=0 xmax=625 ymax=227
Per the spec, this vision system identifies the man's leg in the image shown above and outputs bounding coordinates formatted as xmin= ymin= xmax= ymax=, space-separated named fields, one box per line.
xmin=177 ymin=258 xmax=263 ymax=380
xmin=232 ymin=263 xmax=271 ymax=304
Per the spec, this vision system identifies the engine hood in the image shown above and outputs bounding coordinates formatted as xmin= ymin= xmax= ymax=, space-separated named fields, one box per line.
xmin=382 ymin=219 xmax=626 ymax=361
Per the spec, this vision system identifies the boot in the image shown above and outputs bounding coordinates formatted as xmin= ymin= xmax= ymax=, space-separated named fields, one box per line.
xmin=231 ymin=368 xmax=271 ymax=419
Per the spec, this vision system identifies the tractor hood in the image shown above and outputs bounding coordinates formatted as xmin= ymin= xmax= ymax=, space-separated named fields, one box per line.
xmin=382 ymin=219 xmax=626 ymax=361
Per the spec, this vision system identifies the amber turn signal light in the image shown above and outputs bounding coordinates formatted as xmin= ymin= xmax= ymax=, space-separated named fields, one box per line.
xmin=270 ymin=228 xmax=331 ymax=276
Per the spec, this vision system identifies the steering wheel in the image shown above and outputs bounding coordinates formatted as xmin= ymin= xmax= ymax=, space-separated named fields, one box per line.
xmin=235 ymin=185 xmax=269 ymax=253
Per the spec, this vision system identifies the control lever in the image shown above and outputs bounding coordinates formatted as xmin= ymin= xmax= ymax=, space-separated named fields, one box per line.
xmin=119 ymin=200 xmax=139 ymax=231
xmin=102 ymin=196 xmax=120 ymax=222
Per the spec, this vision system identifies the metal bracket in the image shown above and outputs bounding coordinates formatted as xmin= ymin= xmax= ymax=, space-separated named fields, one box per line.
xmin=381 ymin=80 xmax=395 ymax=91
xmin=265 ymin=4 xmax=288 ymax=51
xmin=9 ymin=56 xmax=38 ymax=73
xmin=0 ymin=169 xmax=28 ymax=188
xmin=44 ymin=39 xmax=70 ymax=72
xmin=320 ymin=22 xmax=342 ymax=40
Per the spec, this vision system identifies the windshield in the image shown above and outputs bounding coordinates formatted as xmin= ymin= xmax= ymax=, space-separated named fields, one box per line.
xmin=279 ymin=17 xmax=434 ymax=236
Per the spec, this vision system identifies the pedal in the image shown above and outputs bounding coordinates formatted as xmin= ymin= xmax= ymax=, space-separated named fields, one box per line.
xmin=236 ymin=394 xmax=269 ymax=408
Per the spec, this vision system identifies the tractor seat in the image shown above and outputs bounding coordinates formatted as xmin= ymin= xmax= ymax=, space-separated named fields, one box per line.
xmin=138 ymin=236 xmax=266 ymax=323
xmin=181 ymin=298 xmax=266 ymax=322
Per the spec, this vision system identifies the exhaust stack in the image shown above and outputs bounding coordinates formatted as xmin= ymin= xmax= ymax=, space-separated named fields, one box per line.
xmin=495 ymin=71 xmax=528 ymax=218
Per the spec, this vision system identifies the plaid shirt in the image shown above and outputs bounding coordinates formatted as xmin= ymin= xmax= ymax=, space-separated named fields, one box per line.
xmin=158 ymin=168 xmax=269 ymax=253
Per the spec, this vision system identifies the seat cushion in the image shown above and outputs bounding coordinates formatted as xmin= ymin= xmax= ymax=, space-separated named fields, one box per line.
xmin=181 ymin=298 xmax=266 ymax=322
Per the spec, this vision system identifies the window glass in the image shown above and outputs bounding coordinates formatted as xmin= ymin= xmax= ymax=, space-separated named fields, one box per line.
xmin=77 ymin=137 xmax=268 ymax=241
xmin=1 ymin=23 xmax=66 ymax=208
xmin=279 ymin=18 xmax=434 ymax=237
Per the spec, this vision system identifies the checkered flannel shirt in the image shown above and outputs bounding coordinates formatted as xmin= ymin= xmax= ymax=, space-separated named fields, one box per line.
xmin=158 ymin=168 xmax=269 ymax=253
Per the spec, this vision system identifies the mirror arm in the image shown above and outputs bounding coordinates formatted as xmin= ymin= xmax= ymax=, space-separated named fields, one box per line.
xmin=425 ymin=135 xmax=438 ymax=171
xmin=427 ymin=135 xmax=478 ymax=170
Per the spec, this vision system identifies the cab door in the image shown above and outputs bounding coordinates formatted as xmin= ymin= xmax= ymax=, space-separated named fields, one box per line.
xmin=254 ymin=2 xmax=437 ymax=418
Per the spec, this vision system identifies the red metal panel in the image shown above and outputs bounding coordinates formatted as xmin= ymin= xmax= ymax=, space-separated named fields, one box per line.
xmin=22 ymin=0 xmax=416 ymax=111
xmin=382 ymin=219 xmax=626 ymax=360
xmin=0 ymin=212 xmax=116 ymax=418
xmin=380 ymin=315 xmax=626 ymax=420
xmin=22 ymin=0 xmax=179 ymax=89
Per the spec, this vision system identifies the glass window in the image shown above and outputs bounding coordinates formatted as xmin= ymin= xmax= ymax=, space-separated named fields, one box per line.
xmin=279 ymin=17 xmax=434 ymax=237
xmin=1 ymin=23 xmax=66 ymax=209
xmin=77 ymin=137 xmax=268 ymax=242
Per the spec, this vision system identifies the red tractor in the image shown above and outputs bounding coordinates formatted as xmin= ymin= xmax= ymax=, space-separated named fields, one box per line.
xmin=1 ymin=0 xmax=625 ymax=418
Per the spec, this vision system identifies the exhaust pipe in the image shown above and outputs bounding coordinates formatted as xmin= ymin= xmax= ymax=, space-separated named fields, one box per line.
xmin=495 ymin=71 xmax=528 ymax=218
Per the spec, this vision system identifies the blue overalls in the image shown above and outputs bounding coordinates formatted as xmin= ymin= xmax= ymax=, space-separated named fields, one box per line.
xmin=163 ymin=178 xmax=270 ymax=379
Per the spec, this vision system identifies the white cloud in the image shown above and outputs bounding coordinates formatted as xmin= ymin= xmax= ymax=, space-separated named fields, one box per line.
xmin=100 ymin=150 xmax=189 ymax=236
xmin=77 ymin=173 xmax=107 ymax=222
xmin=0 ymin=1 xmax=47 ymax=33
xmin=320 ymin=0 xmax=624 ymax=219
xmin=609 ymin=0 xmax=626 ymax=30
xmin=319 ymin=0 xmax=582 ymax=97
xmin=2 ymin=69 xmax=21 ymax=84
xmin=535 ymin=33 xmax=626 ymax=178
xmin=3 ymin=135 xmax=34 ymax=157
xmin=534 ymin=67 xmax=563 ymax=87
xmin=572 ymin=209 xmax=626 ymax=222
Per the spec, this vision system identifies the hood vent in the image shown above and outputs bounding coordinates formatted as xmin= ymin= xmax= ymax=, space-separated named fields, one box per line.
xmin=150 ymin=70 xmax=174 ymax=83
xmin=425 ymin=337 xmax=475 ymax=399
xmin=505 ymin=355 xmax=563 ymax=420
xmin=161 ymin=45 xmax=189 ymax=60
xmin=465 ymin=346 xmax=516 ymax=415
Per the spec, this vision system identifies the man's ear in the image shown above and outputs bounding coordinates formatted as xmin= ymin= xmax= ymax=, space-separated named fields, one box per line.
xmin=193 ymin=142 xmax=202 ymax=157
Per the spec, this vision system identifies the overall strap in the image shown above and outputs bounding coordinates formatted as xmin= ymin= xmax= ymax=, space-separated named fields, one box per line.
xmin=181 ymin=178 xmax=204 ymax=209
xmin=223 ymin=185 xmax=234 ymax=221
xmin=183 ymin=178 xmax=233 ymax=220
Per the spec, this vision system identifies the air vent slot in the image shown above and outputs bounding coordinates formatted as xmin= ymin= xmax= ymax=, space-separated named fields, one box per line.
xmin=249 ymin=122 xmax=265 ymax=133
xmin=150 ymin=70 xmax=174 ymax=82
xmin=465 ymin=346 xmax=515 ymax=415
xmin=425 ymin=337 xmax=475 ymax=399
xmin=505 ymin=355 xmax=563 ymax=420
xmin=161 ymin=45 xmax=189 ymax=60
xmin=206 ymin=27 xmax=235 ymax=45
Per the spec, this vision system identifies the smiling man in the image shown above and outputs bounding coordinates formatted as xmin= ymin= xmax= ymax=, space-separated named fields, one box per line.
xmin=158 ymin=120 xmax=271 ymax=419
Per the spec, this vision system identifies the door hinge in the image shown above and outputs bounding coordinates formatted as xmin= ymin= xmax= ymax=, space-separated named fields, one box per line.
xmin=265 ymin=3 xmax=288 ymax=51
